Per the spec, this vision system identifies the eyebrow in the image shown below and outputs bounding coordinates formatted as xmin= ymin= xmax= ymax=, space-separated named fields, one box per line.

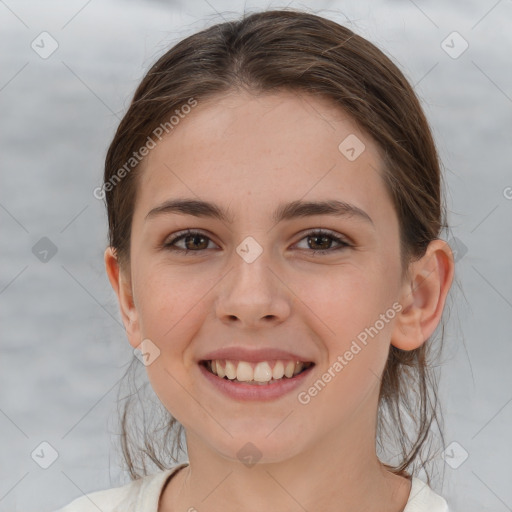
xmin=145 ymin=198 xmax=374 ymax=227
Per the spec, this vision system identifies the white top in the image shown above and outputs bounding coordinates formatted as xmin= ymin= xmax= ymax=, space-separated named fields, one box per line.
xmin=54 ymin=462 xmax=449 ymax=511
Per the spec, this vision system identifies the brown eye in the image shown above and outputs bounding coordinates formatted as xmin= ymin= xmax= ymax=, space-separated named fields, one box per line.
xmin=163 ymin=230 xmax=217 ymax=254
xmin=295 ymin=230 xmax=351 ymax=254
xmin=162 ymin=228 xmax=351 ymax=256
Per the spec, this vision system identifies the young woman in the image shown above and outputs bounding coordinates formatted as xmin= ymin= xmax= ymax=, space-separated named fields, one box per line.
xmin=56 ymin=8 xmax=454 ymax=512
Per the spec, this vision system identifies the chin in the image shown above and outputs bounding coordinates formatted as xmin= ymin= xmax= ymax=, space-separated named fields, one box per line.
xmin=207 ymin=432 xmax=308 ymax=467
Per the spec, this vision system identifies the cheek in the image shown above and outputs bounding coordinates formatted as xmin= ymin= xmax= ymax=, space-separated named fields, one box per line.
xmin=300 ymin=270 xmax=395 ymax=416
xmin=296 ymin=263 xmax=397 ymax=381
xmin=135 ymin=272 xmax=207 ymax=421
xmin=295 ymin=263 xmax=385 ymax=332
xmin=133 ymin=268 xmax=216 ymax=382
xmin=134 ymin=266 xmax=202 ymax=335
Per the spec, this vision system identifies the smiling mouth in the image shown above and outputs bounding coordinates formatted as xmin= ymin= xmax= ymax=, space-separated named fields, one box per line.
xmin=200 ymin=359 xmax=315 ymax=385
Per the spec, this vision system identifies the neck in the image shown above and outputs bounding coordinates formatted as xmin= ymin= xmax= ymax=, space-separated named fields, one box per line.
xmin=159 ymin=434 xmax=411 ymax=512
xmin=161 ymin=416 xmax=411 ymax=512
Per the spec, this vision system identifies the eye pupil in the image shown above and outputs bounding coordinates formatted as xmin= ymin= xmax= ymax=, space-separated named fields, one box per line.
xmin=164 ymin=229 xmax=348 ymax=256
xmin=309 ymin=235 xmax=331 ymax=251
xmin=185 ymin=234 xmax=208 ymax=250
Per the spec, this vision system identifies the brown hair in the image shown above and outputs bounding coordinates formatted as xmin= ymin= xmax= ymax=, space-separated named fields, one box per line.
xmin=106 ymin=8 xmax=452 ymax=486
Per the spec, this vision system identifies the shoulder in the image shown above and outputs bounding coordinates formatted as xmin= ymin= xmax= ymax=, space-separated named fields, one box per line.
xmin=53 ymin=479 xmax=143 ymax=512
xmin=404 ymin=477 xmax=450 ymax=512
xmin=53 ymin=463 xmax=189 ymax=512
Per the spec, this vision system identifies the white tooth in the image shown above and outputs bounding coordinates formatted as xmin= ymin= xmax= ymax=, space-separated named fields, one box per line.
xmin=293 ymin=362 xmax=304 ymax=376
xmin=253 ymin=361 xmax=272 ymax=382
xmin=216 ymin=361 xmax=226 ymax=378
xmin=211 ymin=360 xmax=217 ymax=374
xmin=284 ymin=361 xmax=295 ymax=378
xmin=236 ymin=361 xmax=254 ymax=382
xmin=225 ymin=360 xmax=237 ymax=380
xmin=272 ymin=360 xmax=285 ymax=379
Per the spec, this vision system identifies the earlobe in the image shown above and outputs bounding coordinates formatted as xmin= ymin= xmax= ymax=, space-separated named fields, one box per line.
xmin=104 ymin=247 xmax=141 ymax=348
xmin=391 ymin=239 xmax=455 ymax=351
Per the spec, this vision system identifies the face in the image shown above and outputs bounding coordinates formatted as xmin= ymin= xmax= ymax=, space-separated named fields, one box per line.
xmin=111 ymin=90 xmax=409 ymax=464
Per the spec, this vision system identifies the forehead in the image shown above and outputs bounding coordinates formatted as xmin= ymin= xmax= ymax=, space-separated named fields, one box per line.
xmin=136 ymin=90 xmax=391 ymax=225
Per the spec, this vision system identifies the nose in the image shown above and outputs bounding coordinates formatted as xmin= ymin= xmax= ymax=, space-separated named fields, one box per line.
xmin=214 ymin=248 xmax=292 ymax=329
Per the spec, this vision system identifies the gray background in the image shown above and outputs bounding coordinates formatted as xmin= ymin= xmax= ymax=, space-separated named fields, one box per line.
xmin=1 ymin=1 xmax=511 ymax=511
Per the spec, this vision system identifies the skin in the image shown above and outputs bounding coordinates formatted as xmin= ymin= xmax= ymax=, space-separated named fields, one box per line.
xmin=105 ymin=90 xmax=454 ymax=512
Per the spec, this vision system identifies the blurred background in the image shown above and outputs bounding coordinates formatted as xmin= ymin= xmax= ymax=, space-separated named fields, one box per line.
xmin=1 ymin=1 xmax=511 ymax=510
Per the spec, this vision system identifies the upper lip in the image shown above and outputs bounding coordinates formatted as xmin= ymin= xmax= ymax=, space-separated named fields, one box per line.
xmin=199 ymin=347 xmax=315 ymax=364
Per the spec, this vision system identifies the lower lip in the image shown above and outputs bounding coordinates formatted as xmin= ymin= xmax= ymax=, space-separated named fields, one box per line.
xmin=198 ymin=362 xmax=314 ymax=401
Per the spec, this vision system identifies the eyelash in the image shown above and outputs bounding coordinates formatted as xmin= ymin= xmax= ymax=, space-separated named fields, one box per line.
xmin=162 ymin=229 xmax=351 ymax=256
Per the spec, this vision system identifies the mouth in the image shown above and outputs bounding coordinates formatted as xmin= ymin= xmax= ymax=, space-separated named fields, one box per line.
xmin=199 ymin=359 xmax=315 ymax=385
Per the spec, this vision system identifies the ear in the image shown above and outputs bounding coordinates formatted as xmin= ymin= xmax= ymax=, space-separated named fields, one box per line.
xmin=391 ymin=239 xmax=455 ymax=351
xmin=104 ymin=247 xmax=141 ymax=349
